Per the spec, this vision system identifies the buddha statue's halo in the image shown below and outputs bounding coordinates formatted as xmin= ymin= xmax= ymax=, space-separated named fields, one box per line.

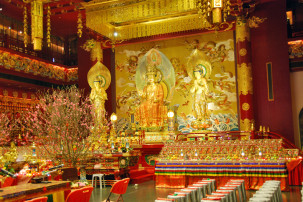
xmin=135 ymin=48 xmax=175 ymax=101
xmin=87 ymin=61 xmax=111 ymax=90
xmin=187 ymin=49 xmax=212 ymax=79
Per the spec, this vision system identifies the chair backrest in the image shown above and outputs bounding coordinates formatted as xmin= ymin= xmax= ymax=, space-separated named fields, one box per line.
xmin=65 ymin=186 xmax=94 ymax=202
xmin=110 ymin=178 xmax=130 ymax=195
xmin=25 ymin=196 xmax=48 ymax=202
xmin=61 ymin=167 xmax=78 ymax=181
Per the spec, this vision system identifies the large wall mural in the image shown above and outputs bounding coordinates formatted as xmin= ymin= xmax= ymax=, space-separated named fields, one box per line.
xmin=115 ymin=31 xmax=238 ymax=133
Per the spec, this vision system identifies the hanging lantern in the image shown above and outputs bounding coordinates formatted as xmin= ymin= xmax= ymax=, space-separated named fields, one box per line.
xmin=212 ymin=0 xmax=222 ymax=24
xmin=31 ymin=0 xmax=43 ymax=51
xmin=77 ymin=12 xmax=83 ymax=38
xmin=46 ymin=6 xmax=51 ymax=47
xmin=23 ymin=5 xmax=28 ymax=48
xmin=222 ymin=0 xmax=231 ymax=22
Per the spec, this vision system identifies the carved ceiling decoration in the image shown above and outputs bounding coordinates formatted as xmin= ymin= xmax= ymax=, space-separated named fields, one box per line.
xmin=82 ymin=0 xmax=258 ymax=40
xmin=2 ymin=0 xmax=258 ymax=40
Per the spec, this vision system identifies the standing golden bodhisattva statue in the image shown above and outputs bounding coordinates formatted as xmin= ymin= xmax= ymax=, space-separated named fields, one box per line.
xmin=90 ymin=75 xmax=107 ymax=126
xmin=87 ymin=61 xmax=111 ymax=129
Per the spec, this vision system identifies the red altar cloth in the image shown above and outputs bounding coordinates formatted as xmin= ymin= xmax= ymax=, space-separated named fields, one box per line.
xmin=155 ymin=160 xmax=289 ymax=191
xmin=288 ymin=159 xmax=303 ymax=185
xmin=155 ymin=175 xmax=288 ymax=191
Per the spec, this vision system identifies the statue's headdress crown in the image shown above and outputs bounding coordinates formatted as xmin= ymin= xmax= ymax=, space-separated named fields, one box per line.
xmin=146 ymin=64 xmax=157 ymax=76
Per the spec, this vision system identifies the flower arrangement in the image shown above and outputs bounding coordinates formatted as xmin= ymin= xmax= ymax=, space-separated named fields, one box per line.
xmin=23 ymin=86 xmax=101 ymax=167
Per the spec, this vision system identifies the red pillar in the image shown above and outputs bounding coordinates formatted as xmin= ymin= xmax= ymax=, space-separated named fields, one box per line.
xmin=236 ymin=16 xmax=254 ymax=135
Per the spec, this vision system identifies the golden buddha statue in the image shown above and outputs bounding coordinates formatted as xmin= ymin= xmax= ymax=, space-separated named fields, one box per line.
xmin=135 ymin=49 xmax=175 ymax=133
xmin=137 ymin=64 xmax=167 ymax=129
xmin=90 ymin=75 xmax=107 ymax=125
xmin=88 ymin=61 xmax=111 ymax=126
xmin=87 ymin=61 xmax=111 ymax=144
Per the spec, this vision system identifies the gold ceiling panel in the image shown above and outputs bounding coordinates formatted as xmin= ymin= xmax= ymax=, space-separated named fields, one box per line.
xmin=83 ymin=0 xmax=201 ymax=40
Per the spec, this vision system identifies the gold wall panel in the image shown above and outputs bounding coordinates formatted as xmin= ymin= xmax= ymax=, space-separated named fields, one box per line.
xmin=115 ymin=31 xmax=239 ymax=132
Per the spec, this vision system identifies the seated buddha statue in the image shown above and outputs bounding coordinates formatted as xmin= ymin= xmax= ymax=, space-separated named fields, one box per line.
xmin=136 ymin=64 xmax=167 ymax=129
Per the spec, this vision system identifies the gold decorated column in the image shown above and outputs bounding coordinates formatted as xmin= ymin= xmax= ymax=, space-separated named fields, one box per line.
xmin=236 ymin=16 xmax=254 ymax=134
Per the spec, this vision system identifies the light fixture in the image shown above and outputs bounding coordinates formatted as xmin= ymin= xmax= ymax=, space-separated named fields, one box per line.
xmin=167 ymin=110 xmax=174 ymax=118
xmin=241 ymin=149 xmax=245 ymax=157
xmin=113 ymin=31 xmax=118 ymax=37
xmin=286 ymin=11 xmax=294 ymax=25
xmin=23 ymin=0 xmax=54 ymax=50
xmin=197 ymin=0 xmax=231 ymax=26
xmin=110 ymin=113 xmax=117 ymax=122
xmin=30 ymin=0 xmax=43 ymax=51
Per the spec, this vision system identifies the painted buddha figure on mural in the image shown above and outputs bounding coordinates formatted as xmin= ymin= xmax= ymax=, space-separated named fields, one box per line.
xmin=187 ymin=49 xmax=212 ymax=128
xmin=137 ymin=64 xmax=167 ymax=129
xmin=90 ymin=75 xmax=107 ymax=126
xmin=191 ymin=64 xmax=209 ymax=121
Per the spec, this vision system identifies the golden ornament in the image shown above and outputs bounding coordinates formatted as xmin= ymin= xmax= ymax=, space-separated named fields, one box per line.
xmin=242 ymin=103 xmax=250 ymax=111
xmin=239 ymin=48 xmax=247 ymax=56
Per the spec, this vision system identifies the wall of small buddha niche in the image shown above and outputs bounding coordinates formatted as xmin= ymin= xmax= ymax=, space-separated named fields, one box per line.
xmin=0 ymin=88 xmax=38 ymax=112
xmin=115 ymin=30 xmax=238 ymax=133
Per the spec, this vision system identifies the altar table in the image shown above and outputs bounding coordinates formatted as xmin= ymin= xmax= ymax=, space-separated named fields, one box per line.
xmin=155 ymin=161 xmax=289 ymax=191
xmin=0 ymin=180 xmax=71 ymax=202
